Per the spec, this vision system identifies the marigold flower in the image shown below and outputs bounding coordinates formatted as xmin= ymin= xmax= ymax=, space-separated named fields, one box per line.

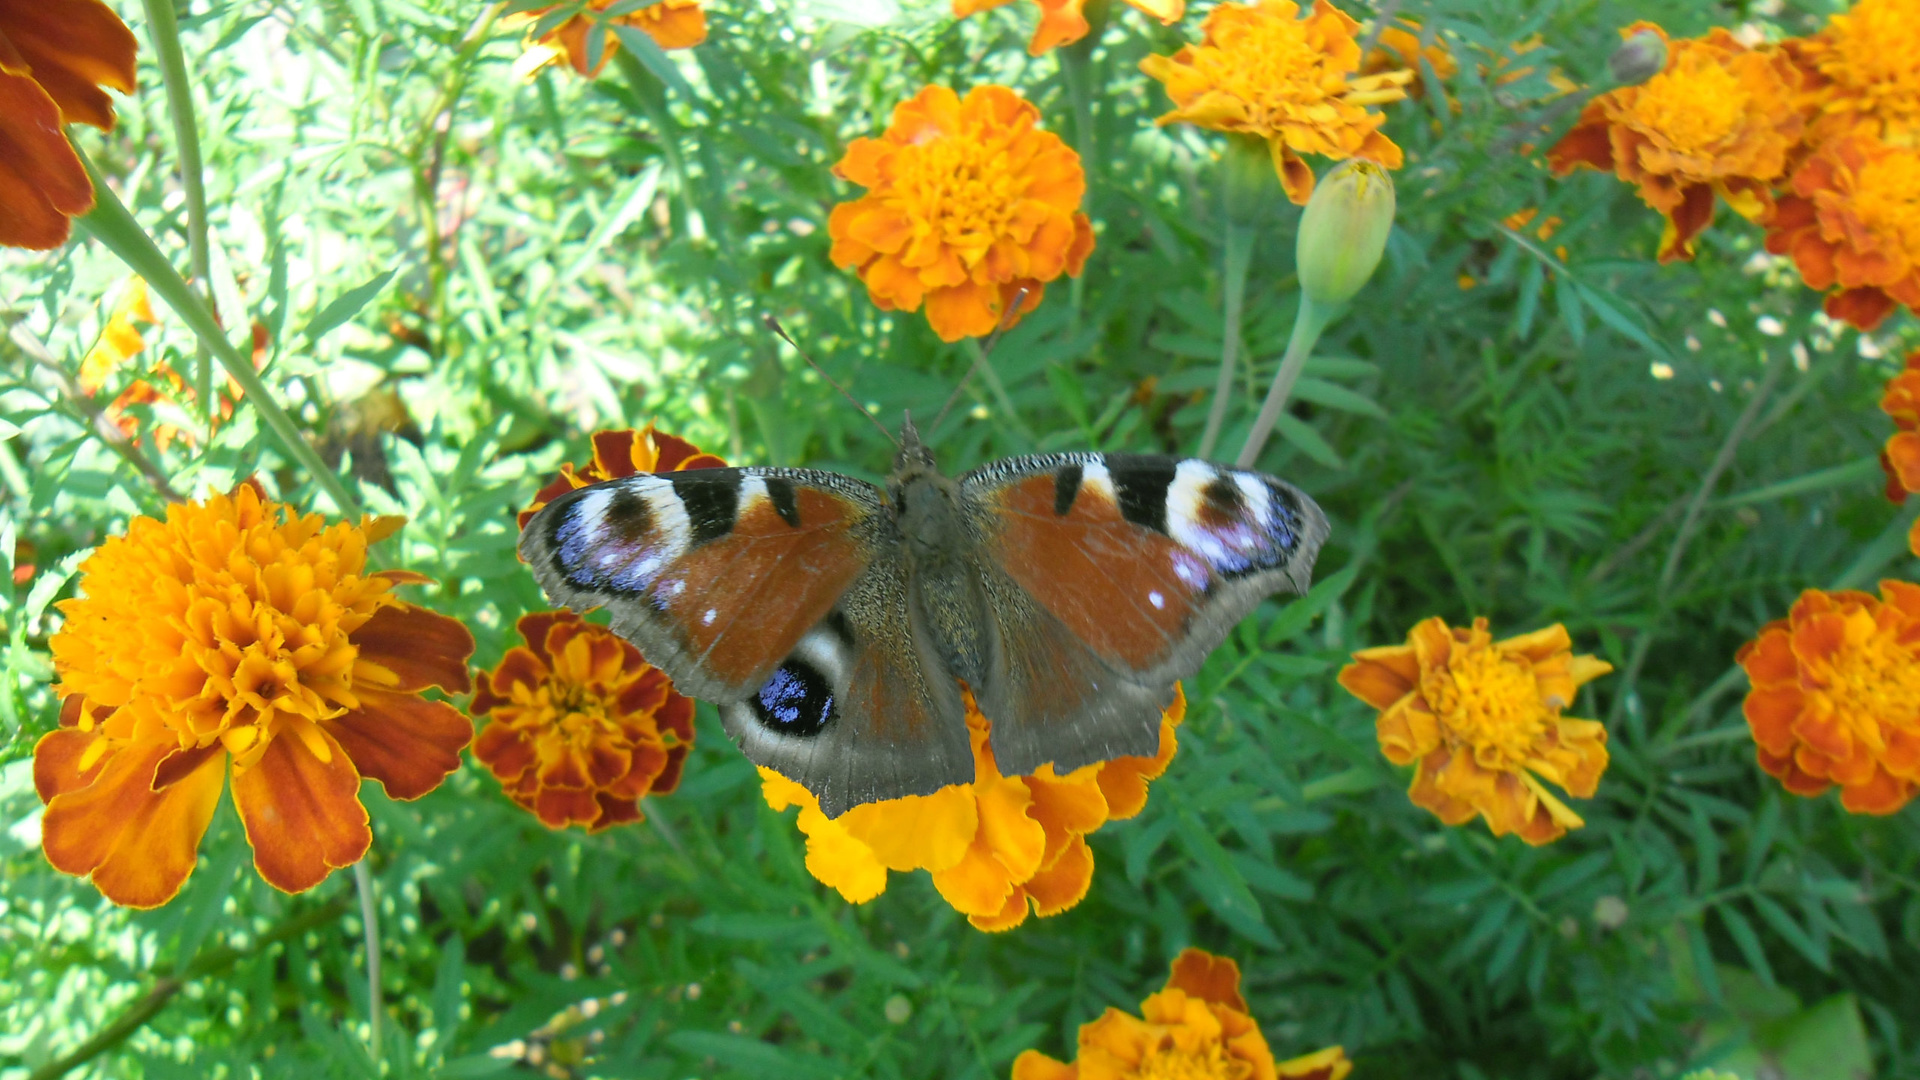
xmin=1012 ymin=948 xmax=1352 ymax=1080
xmin=1547 ymin=23 xmax=1805 ymax=264
xmin=517 ymin=423 xmax=726 ymax=532
xmin=511 ymin=0 xmax=706 ymax=81
xmin=0 ymin=0 xmax=137 ymax=249
xmin=1878 ymin=349 xmax=1920 ymax=507
xmin=1763 ymin=131 xmax=1920 ymax=331
xmin=35 ymin=483 xmax=475 ymax=907
xmin=953 ymin=0 xmax=1183 ymax=57
xmin=78 ymin=276 xmax=157 ymax=396
xmin=472 ymin=610 xmax=693 ymax=831
xmin=1339 ymin=617 xmax=1612 ymax=845
xmin=1140 ymin=0 xmax=1412 ymax=205
xmin=1363 ymin=19 xmax=1458 ymax=93
xmin=1738 ymin=583 xmax=1920 ymax=814
xmin=828 ymin=85 xmax=1095 ymax=343
xmin=1789 ymin=0 xmax=1920 ymax=147
xmin=761 ymin=688 xmax=1181 ymax=932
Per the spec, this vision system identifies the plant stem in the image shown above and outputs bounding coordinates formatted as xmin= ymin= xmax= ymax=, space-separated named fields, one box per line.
xmin=1658 ymin=347 xmax=1791 ymax=595
xmin=74 ymin=147 xmax=359 ymax=514
xmin=139 ymin=0 xmax=213 ymax=424
xmin=354 ymin=860 xmax=384 ymax=1066
xmin=1197 ymin=222 xmax=1255 ymax=459
xmin=412 ymin=6 xmax=501 ymax=350
xmin=1235 ymin=293 xmax=1337 ymax=469
xmin=968 ymin=337 xmax=1035 ymax=445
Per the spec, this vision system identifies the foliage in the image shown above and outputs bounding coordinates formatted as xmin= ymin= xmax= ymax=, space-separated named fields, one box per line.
xmin=2 ymin=0 xmax=1918 ymax=1078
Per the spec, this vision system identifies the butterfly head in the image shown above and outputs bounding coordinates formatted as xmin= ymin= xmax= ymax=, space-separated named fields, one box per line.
xmin=892 ymin=411 xmax=939 ymax=477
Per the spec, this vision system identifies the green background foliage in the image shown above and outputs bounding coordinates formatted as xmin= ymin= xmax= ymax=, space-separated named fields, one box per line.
xmin=2 ymin=0 xmax=1917 ymax=1077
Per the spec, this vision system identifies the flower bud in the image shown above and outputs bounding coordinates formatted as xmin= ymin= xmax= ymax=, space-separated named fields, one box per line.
xmin=1608 ymin=28 xmax=1667 ymax=86
xmin=1295 ymin=159 xmax=1395 ymax=306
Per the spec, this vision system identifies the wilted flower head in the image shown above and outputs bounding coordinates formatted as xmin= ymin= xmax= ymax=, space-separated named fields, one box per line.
xmin=473 ymin=610 xmax=693 ymax=831
xmin=828 ymin=84 xmax=1095 ymax=343
xmin=1790 ymin=0 xmax=1920 ymax=146
xmin=761 ymin=688 xmax=1181 ymax=931
xmin=511 ymin=0 xmax=706 ymax=80
xmin=953 ymin=0 xmax=1183 ymax=56
xmin=1339 ymin=617 xmax=1612 ymax=845
xmin=36 ymin=483 xmax=475 ymax=907
xmin=1140 ymin=0 xmax=1412 ymax=204
xmin=1295 ymin=159 xmax=1395 ymax=305
xmin=1764 ymin=130 xmax=1920 ymax=330
xmin=1739 ymin=583 xmax=1920 ymax=814
xmin=1012 ymin=948 xmax=1353 ymax=1080
xmin=0 ymin=0 xmax=137 ymax=249
xmin=1548 ymin=23 xmax=1805 ymax=263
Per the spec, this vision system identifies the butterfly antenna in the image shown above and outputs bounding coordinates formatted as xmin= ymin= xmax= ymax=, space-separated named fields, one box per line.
xmin=930 ymin=286 xmax=1030 ymax=434
xmin=763 ymin=314 xmax=899 ymax=449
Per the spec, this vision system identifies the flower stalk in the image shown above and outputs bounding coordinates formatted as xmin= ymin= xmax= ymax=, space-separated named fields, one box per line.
xmin=1198 ymin=135 xmax=1274 ymax=459
xmin=354 ymin=861 xmax=383 ymax=1065
xmin=138 ymin=0 xmax=213 ymax=424
xmin=1235 ymin=292 xmax=1334 ymax=469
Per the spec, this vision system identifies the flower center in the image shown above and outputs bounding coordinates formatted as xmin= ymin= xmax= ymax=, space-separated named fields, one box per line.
xmin=1134 ymin=1040 xmax=1250 ymax=1080
xmin=1205 ymin=13 xmax=1332 ymax=124
xmin=1422 ymin=645 xmax=1551 ymax=768
xmin=1823 ymin=0 xmax=1920 ymax=127
xmin=1848 ymin=149 xmax=1920 ymax=254
xmin=1628 ymin=59 xmax=1748 ymax=154
xmin=1813 ymin=615 xmax=1920 ymax=743
xmin=528 ymin=682 xmax=624 ymax=749
xmin=893 ymin=126 xmax=1031 ymax=254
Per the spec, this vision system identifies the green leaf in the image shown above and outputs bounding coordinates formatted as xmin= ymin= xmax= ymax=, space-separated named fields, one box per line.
xmin=1287 ymin=376 xmax=1387 ymax=419
xmin=1718 ymin=903 xmax=1776 ymax=987
xmin=611 ymin=25 xmax=698 ymax=100
xmin=1273 ymin=413 xmax=1343 ymax=468
xmin=1175 ymin=811 xmax=1277 ymax=947
xmin=1751 ymin=894 xmax=1829 ymax=972
xmin=303 ymin=269 xmax=396 ymax=342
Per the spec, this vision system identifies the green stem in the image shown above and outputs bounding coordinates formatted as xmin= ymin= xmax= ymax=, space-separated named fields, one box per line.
xmin=967 ymin=337 xmax=1035 ymax=445
xmin=411 ymin=7 xmax=500 ymax=350
xmin=139 ymin=0 xmax=213 ymax=424
xmin=1197 ymin=222 xmax=1255 ymax=460
xmin=354 ymin=861 xmax=383 ymax=1066
xmin=1058 ymin=38 xmax=1095 ymax=324
xmin=1235 ymin=293 xmax=1337 ymax=469
xmin=73 ymin=147 xmax=359 ymax=514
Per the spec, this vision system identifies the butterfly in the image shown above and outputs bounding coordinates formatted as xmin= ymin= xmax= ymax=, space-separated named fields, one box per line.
xmin=519 ymin=417 xmax=1327 ymax=817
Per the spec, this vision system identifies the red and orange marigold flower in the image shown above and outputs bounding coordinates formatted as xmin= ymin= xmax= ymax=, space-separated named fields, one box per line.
xmin=1012 ymin=948 xmax=1352 ymax=1080
xmin=1547 ymin=23 xmax=1805 ymax=264
xmin=512 ymin=0 xmax=706 ymax=80
xmin=1764 ymin=131 xmax=1920 ymax=331
xmin=1789 ymin=0 xmax=1920 ymax=147
xmin=1877 ymin=351 xmax=1920 ymax=556
xmin=1140 ymin=0 xmax=1412 ymax=205
xmin=761 ymin=687 xmax=1181 ymax=932
xmin=472 ymin=610 xmax=694 ymax=831
xmin=1738 ymin=583 xmax=1920 ymax=815
xmin=0 ymin=0 xmax=138 ymax=249
xmin=828 ymin=84 xmax=1095 ymax=343
xmin=953 ymin=0 xmax=1183 ymax=57
xmin=35 ymin=483 xmax=475 ymax=908
xmin=1339 ymin=617 xmax=1612 ymax=846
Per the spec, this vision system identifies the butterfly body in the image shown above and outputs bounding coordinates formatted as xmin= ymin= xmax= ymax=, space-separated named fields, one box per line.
xmin=521 ymin=423 xmax=1327 ymax=816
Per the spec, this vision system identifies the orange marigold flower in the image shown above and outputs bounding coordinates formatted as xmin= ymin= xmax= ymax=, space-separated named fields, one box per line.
xmin=1011 ymin=948 xmax=1352 ymax=1080
xmin=1764 ymin=130 xmax=1920 ymax=331
xmin=1339 ymin=617 xmax=1612 ymax=845
xmin=1547 ymin=23 xmax=1805 ymax=264
xmin=1879 ymin=349 xmax=1920 ymax=507
xmin=827 ymin=85 xmax=1095 ymax=343
xmin=518 ymin=423 xmax=727 ymax=531
xmin=1140 ymin=0 xmax=1412 ymax=205
xmin=761 ymin=687 xmax=1181 ymax=932
xmin=35 ymin=483 xmax=475 ymax=908
xmin=471 ymin=610 xmax=694 ymax=831
xmin=1363 ymin=19 xmax=1459 ymax=91
xmin=512 ymin=0 xmax=706 ymax=80
xmin=953 ymin=0 xmax=1183 ymax=57
xmin=1789 ymin=0 xmax=1920 ymax=147
xmin=0 ymin=0 xmax=137 ymax=249
xmin=1737 ymin=583 xmax=1920 ymax=814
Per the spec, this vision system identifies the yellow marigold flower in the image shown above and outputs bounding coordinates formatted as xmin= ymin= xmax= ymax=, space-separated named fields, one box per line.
xmin=1790 ymin=0 xmax=1920 ymax=147
xmin=1140 ymin=0 xmax=1412 ymax=205
xmin=1012 ymin=948 xmax=1352 ymax=1080
xmin=1763 ymin=130 xmax=1920 ymax=331
xmin=35 ymin=482 xmax=476 ymax=908
xmin=1737 ymin=583 xmax=1920 ymax=815
xmin=1339 ymin=617 xmax=1612 ymax=846
xmin=0 ymin=0 xmax=137 ymax=249
xmin=511 ymin=0 xmax=706 ymax=81
xmin=953 ymin=0 xmax=1184 ymax=57
xmin=1547 ymin=23 xmax=1805 ymax=264
xmin=517 ymin=423 xmax=727 ymax=532
xmin=828 ymin=84 xmax=1095 ymax=343
xmin=471 ymin=610 xmax=693 ymax=831
xmin=761 ymin=688 xmax=1181 ymax=932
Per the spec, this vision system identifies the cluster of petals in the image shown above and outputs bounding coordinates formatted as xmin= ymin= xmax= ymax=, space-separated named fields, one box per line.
xmin=1877 ymin=349 xmax=1920 ymax=510
xmin=760 ymin=688 xmax=1181 ymax=932
xmin=1547 ymin=23 xmax=1805 ymax=263
xmin=0 ymin=0 xmax=137 ymax=249
xmin=36 ymin=482 xmax=475 ymax=907
xmin=1012 ymin=948 xmax=1352 ymax=1080
xmin=1140 ymin=0 xmax=1412 ymax=205
xmin=828 ymin=84 xmax=1094 ymax=343
xmin=1787 ymin=0 xmax=1920 ymax=147
xmin=1339 ymin=617 xmax=1612 ymax=845
xmin=517 ymin=423 xmax=726 ymax=532
xmin=1738 ymin=583 xmax=1920 ymax=815
xmin=953 ymin=0 xmax=1183 ymax=57
xmin=472 ymin=610 xmax=694 ymax=831
xmin=512 ymin=0 xmax=706 ymax=80
xmin=1763 ymin=131 xmax=1920 ymax=331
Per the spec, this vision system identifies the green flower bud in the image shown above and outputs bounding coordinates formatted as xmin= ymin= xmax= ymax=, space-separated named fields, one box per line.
xmin=1295 ymin=159 xmax=1395 ymax=306
xmin=1608 ymin=28 xmax=1668 ymax=86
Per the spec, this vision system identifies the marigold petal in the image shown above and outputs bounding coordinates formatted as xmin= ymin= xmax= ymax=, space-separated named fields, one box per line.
xmin=1023 ymin=833 xmax=1094 ymax=917
xmin=1166 ymin=947 xmax=1248 ymax=1012
xmin=1337 ymin=652 xmax=1417 ymax=710
xmin=932 ymin=832 xmax=1024 ymax=918
xmin=349 ymin=603 xmax=475 ymax=693
xmin=1839 ymin=765 xmax=1914 ymax=814
xmin=473 ymin=721 xmax=536 ymax=780
xmin=1276 ymin=1045 xmax=1353 ymax=1080
xmin=1825 ymin=287 xmax=1898 ymax=331
xmin=0 ymin=70 xmax=93 ymax=250
xmin=322 ymin=688 xmax=471 ymax=801
xmin=1743 ymin=685 xmax=1804 ymax=756
xmin=40 ymin=735 xmax=224 ymax=908
xmin=1011 ymin=1050 xmax=1078 ymax=1080
xmin=841 ymin=783 xmax=979 ymax=873
xmin=0 ymin=0 xmax=138 ymax=130
xmin=233 ymin=730 xmax=370 ymax=894
xmin=966 ymin=886 xmax=1032 ymax=932
xmin=33 ymin=724 xmax=108 ymax=802
xmin=925 ymin=279 xmax=1003 ymax=342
